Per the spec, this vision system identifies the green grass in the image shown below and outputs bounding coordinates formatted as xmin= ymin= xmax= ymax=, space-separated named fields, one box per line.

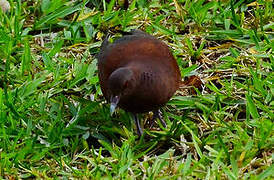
xmin=0 ymin=0 xmax=273 ymax=179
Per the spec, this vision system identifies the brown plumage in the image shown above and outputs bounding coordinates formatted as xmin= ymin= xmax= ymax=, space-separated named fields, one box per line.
xmin=97 ymin=30 xmax=181 ymax=136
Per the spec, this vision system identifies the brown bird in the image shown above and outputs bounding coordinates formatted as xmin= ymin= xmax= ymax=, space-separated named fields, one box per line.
xmin=97 ymin=30 xmax=181 ymax=136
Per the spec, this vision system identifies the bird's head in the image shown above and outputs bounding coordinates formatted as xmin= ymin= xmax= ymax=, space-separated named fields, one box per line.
xmin=107 ymin=67 xmax=136 ymax=115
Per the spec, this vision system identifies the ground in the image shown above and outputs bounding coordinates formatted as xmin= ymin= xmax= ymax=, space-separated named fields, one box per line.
xmin=0 ymin=0 xmax=273 ymax=179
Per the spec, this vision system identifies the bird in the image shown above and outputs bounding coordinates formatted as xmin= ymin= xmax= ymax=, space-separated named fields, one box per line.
xmin=97 ymin=29 xmax=181 ymax=136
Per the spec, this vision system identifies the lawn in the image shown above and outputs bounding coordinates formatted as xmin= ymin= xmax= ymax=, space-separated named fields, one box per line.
xmin=0 ymin=0 xmax=273 ymax=179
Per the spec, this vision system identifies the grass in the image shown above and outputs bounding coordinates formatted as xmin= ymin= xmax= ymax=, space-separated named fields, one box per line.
xmin=0 ymin=0 xmax=273 ymax=179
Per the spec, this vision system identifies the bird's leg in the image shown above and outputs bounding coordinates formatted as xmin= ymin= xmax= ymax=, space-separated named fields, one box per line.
xmin=150 ymin=109 xmax=167 ymax=128
xmin=132 ymin=113 xmax=143 ymax=136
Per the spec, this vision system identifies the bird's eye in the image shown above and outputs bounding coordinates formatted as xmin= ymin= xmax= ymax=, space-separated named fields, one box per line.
xmin=123 ymin=81 xmax=129 ymax=89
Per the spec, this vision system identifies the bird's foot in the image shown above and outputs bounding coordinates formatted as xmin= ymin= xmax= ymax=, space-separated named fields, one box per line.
xmin=132 ymin=113 xmax=143 ymax=137
xmin=150 ymin=109 xmax=167 ymax=129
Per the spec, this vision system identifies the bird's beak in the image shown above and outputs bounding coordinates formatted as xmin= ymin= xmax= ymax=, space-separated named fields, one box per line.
xmin=110 ymin=95 xmax=120 ymax=116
